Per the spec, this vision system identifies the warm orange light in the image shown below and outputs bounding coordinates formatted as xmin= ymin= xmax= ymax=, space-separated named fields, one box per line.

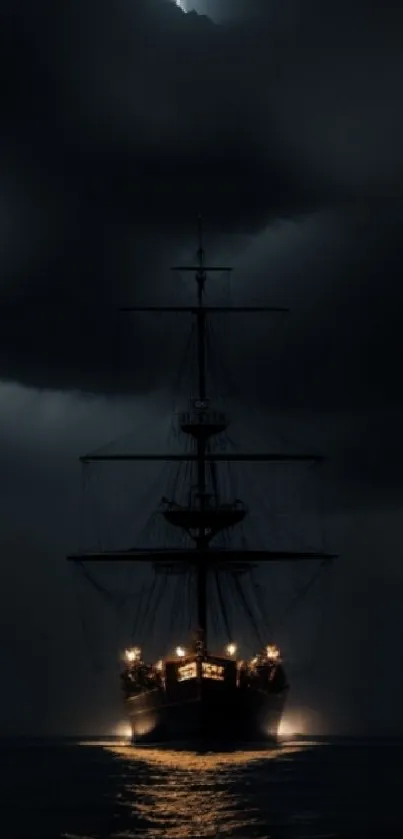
xmin=125 ymin=646 xmax=141 ymax=663
xmin=202 ymin=662 xmax=224 ymax=681
xmin=176 ymin=646 xmax=186 ymax=657
xmin=226 ymin=643 xmax=237 ymax=656
xmin=278 ymin=714 xmax=305 ymax=738
xmin=177 ymin=662 xmax=197 ymax=682
xmin=114 ymin=721 xmax=132 ymax=740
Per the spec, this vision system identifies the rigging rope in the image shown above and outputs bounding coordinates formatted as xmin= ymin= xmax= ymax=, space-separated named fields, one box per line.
xmin=137 ymin=576 xmax=158 ymax=641
xmin=276 ymin=560 xmax=329 ymax=632
xmin=215 ymin=571 xmax=232 ymax=642
xmin=250 ymin=569 xmax=273 ymax=638
xmin=77 ymin=561 xmax=120 ymax=608
xmin=148 ymin=572 xmax=168 ymax=646
xmin=131 ymin=580 xmax=147 ymax=641
xmin=169 ymin=574 xmax=185 ymax=636
xmin=208 ymin=576 xmax=220 ymax=639
xmin=230 ymin=571 xmax=265 ymax=649
xmin=186 ymin=570 xmax=194 ymax=631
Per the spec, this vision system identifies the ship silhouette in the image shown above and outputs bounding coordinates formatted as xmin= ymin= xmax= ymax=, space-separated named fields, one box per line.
xmin=68 ymin=219 xmax=335 ymax=745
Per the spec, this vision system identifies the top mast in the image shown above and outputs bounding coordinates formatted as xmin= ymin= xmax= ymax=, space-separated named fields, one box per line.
xmin=196 ymin=215 xmax=207 ymax=396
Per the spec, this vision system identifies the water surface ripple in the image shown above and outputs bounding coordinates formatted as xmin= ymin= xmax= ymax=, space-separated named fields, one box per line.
xmin=0 ymin=737 xmax=402 ymax=838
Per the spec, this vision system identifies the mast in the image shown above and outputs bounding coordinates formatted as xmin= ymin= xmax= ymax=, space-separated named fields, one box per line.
xmin=68 ymin=219 xmax=336 ymax=653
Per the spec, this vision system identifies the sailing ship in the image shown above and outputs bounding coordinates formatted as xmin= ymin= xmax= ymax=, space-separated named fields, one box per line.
xmin=68 ymin=220 xmax=334 ymax=745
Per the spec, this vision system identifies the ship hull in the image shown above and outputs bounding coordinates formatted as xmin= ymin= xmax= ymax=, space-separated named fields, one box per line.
xmin=125 ymin=680 xmax=287 ymax=745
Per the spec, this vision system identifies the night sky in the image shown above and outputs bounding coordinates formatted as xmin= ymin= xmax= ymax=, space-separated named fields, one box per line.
xmin=1 ymin=0 xmax=403 ymax=737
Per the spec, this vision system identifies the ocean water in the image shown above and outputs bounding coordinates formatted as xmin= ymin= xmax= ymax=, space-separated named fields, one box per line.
xmin=0 ymin=737 xmax=402 ymax=838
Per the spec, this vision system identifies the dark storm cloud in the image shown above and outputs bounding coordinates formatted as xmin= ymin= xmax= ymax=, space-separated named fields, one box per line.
xmin=0 ymin=0 xmax=402 ymax=393
xmin=0 ymin=0 xmax=402 ymax=514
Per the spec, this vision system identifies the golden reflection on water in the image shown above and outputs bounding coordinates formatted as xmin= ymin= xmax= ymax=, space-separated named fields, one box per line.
xmin=108 ymin=742 xmax=303 ymax=770
xmin=104 ymin=743 xmax=308 ymax=838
